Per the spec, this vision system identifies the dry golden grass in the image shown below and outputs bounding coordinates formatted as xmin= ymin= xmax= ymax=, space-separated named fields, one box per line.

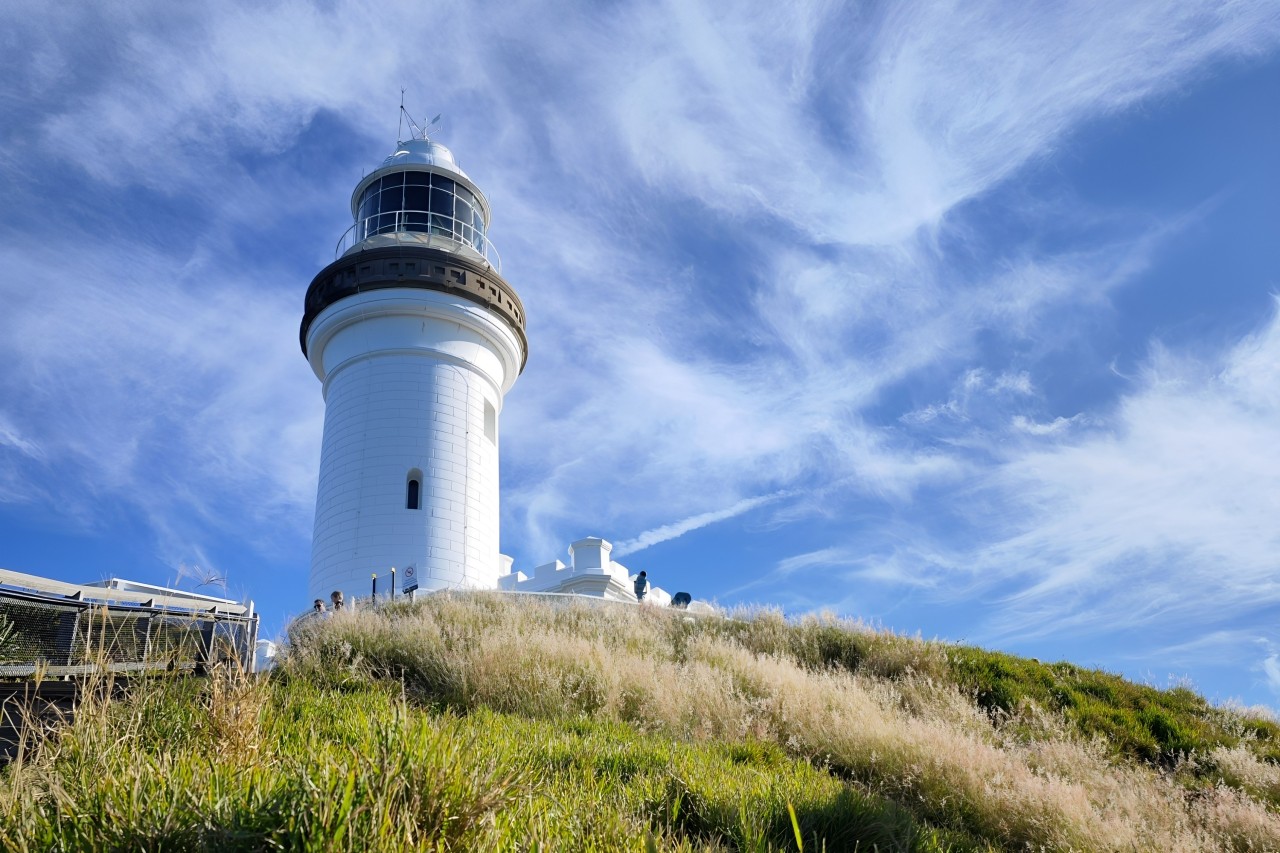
xmin=1208 ymin=744 xmax=1280 ymax=805
xmin=281 ymin=592 xmax=1280 ymax=851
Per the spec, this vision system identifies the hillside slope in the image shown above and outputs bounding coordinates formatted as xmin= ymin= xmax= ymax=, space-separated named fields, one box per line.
xmin=2 ymin=593 xmax=1278 ymax=850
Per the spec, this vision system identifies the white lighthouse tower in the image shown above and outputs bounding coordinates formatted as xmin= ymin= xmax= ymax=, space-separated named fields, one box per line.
xmin=301 ymin=121 xmax=526 ymax=603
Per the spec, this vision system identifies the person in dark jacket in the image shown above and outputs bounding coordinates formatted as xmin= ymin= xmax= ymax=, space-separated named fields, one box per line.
xmin=633 ymin=571 xmax=649 ymax=602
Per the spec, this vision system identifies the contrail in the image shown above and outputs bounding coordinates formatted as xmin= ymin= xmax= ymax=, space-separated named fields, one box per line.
xmin=611 ymin=491 xmax=791 ymax=557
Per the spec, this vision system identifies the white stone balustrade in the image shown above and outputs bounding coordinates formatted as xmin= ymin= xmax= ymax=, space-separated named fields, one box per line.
xmin=498 ymin=536 xmax=672 ymax=605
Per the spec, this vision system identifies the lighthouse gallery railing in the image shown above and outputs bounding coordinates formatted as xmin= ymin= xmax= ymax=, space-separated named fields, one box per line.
xmin=335 ymin=211 xmax=501 ymax=272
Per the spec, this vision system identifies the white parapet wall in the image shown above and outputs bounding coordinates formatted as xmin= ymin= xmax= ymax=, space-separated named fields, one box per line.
xmin=498 ymin=536 xmax=673 ymax=605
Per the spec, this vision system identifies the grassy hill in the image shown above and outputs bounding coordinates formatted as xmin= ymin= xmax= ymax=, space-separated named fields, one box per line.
xmin=2 ymin=592 xmax=1278 ymax=850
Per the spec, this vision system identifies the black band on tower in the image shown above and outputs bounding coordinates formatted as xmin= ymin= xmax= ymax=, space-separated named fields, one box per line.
xmin=300 ymin=245 xmax=527 ymax=371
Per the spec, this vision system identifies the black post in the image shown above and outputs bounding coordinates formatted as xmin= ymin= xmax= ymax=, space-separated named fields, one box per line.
xmin=198 ymin=616 xmax=217 ymax=675
xmin=390 ymin=567 xmax=396 ymax=599
xmin=371 ymin=573 xmax=377 ymax=601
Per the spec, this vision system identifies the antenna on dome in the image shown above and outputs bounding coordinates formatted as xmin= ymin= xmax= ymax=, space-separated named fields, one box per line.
xmin=399 ymin=102 xmax=442 ymax=143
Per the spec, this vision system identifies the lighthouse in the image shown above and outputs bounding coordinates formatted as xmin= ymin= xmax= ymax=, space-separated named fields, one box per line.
xmin=301 ymin=122 xmax=526 ymax=603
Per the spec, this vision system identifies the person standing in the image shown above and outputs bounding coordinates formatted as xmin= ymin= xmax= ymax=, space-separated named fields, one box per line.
xmin=633 ymin=571 xmax=650 ymax=602
xmin=330 ymin=590 xmax=345 ymax=611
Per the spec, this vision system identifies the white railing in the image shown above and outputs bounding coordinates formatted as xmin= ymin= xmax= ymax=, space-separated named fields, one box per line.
xmin=335 ymin=211 xmax=501 ymax=272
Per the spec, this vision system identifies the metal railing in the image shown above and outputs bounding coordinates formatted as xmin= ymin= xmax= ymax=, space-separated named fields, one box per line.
xmin=335 ymin=211 xmax=501 ymax=271
xmin=0 ymin=585 xmax=259 ymax=678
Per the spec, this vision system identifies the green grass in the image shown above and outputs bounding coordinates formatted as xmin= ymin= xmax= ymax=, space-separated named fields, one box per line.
xmin=3 ymin=593 xmax=1278 ymax=850
xmin=943 ymin=646 xmax=1280 ymax=768
xmin=0 ymin=676 xmax=977 ymax=852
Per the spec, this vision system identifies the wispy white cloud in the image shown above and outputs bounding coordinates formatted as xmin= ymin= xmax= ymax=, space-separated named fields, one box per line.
xmin=0 ymin=238 xmax=322 ymax=565
xmin=0 ymin=413 xmax=47 ymax=505
xmin=774 ymin=547 xmax=851 ymax=577
xmin=716 ymin=545 xmax=855 ymax=600
xmin=1139 ymin=629 xmax=1272 ymax=665
xmin=0 ymin=415 xmax=42 ymax=461
xmin=574 ymin=0 xmax=1280 ymax=246
xmin=1264 ymin=654 xmax=1280 ymax=697
xmin=993 ymin=372 xmax=1034 ymax=395
xmin=903 ymin=368 xmax=1044 ymax=426
xmin=612 ymin=492 xmax=788 ymax=557
xmin=965 ymin=300 xmax=1280 ymax=640
xmin=1010 ymin=415 xmax=1082 ymax=436
xmin=849 ymin=1 xmax=1280 ymax=242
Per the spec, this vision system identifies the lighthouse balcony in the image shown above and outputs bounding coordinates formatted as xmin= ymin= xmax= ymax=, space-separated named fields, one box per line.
xmin=336 ymin=211 xmax=501 ymax=271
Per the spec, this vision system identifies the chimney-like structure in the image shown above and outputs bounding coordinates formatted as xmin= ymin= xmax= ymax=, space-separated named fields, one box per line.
xmin=301 ymin=131 xmax=526 ymax=603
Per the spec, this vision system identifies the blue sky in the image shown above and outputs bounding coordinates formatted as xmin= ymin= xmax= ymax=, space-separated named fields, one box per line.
xmin=2 ymin=1 xmax=1279 ymax=707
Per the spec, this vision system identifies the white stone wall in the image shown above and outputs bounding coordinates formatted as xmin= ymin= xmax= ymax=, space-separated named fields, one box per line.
xmin=306 ymin=288 xmax=522 ymax=604
xmin=498 ymin=537 xmax=673 ymax=605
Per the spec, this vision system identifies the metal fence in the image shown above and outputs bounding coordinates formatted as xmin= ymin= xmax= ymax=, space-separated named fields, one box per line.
xmin=0 ymin=585 xmax=259 ymax=678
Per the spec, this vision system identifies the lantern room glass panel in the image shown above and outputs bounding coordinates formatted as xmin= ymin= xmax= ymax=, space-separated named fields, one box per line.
xmin=351 ymin=171 xmax=489 ymax=252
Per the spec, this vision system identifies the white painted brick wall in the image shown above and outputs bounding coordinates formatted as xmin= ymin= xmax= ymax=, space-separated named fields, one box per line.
xmin=310 ymin=355 xmax=500 ymax=599
xmin=305 ymin=289 xmax=522 ymax=604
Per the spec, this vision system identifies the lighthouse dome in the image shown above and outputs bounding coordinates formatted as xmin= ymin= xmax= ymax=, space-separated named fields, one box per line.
xmin=376 ymin=138 xmax=471 ymax=181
